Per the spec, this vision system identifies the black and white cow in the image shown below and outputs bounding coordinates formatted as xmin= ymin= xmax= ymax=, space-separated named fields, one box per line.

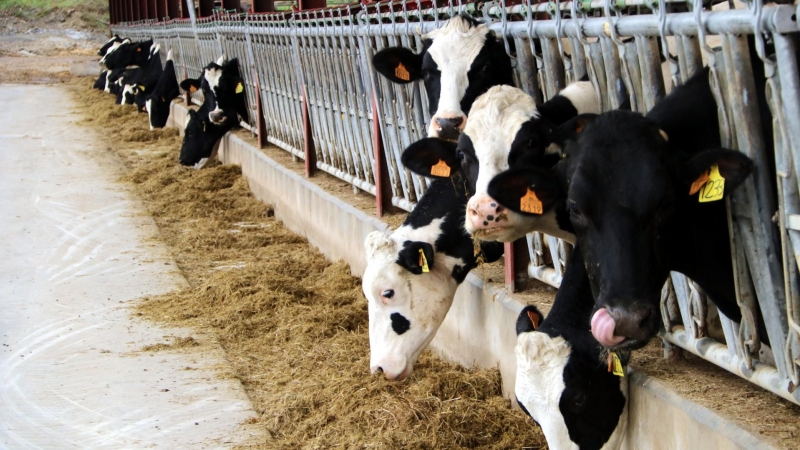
xmin=178 ymin=56 xmax=249 ymax=168
xmin=145 ymin=49 xmax=181 ymax=130
xmin=101 ymin=39 xmax=154 ymax=71
xmin=93 ymin=70 xmax=108 ymax=90
xmin=401 ymin=83 xmax=599 ymax=243
xmin=103 ymin=68 xmax=125 ymax=95
xmin=488 ymin=68 xmax=755 ymax=349
xmin=363 ymin=175 xmax=504 ymax=380
xmin=97 ymin=34 xmax=125 ymax=57
xmin=372 ymin=14 xmax=513 ymax=139
xmin=132 ymin=44 xmax=164 ymax=113
xmin=115 ymin=67 xmax=141 ymax=105
xmin=515 ymin=246 xmax=628 ymax=450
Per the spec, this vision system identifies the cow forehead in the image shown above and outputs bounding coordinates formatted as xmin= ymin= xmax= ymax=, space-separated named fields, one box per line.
xmin=204 ymin=66 xmax=224 ymax=91
xmin=465 ymin=86 xmax=539 ymax=152
xmin=425 ymin=17 xmax=488 ymax=72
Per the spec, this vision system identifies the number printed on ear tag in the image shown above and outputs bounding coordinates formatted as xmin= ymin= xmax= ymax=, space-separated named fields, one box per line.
xmin=418 ymin=248 xmax=430 ymax=273
xmin=699 ymin=164 xmax=725 ymax=203
xmin=430 ymin=159 xmax=451 ymax=177
xmin=520 ymin=188 xmax=543 ymax=214
xmin=395 ymin=63 xmax=410 ymax=81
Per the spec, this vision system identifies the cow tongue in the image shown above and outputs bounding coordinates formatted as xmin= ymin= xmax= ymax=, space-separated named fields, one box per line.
xmin=591 ymin=308 xmax=626 ymax=347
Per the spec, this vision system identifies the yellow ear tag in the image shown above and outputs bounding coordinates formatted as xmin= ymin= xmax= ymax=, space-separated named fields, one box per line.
xmin=430 ymin=159 xmax=451 ymax=177
xmin=698 ymin=164 xmax=725 ymax=203
xmin=189 ymin=85 xmax=197 ymax=93
xmin=235 ymin=82 xmax=243 ymax=94
xmin=610 ymin=352 xmax=624 ymax=377
xmin=138 ymin=85 xmax=145 ymax=91
xmin=520 ymin=188 xmax=543 ymax=215
xmin=395 ymin=62 xmax=410 ymax=81
xmin=418 ymin=248 xmax=430 ymax=273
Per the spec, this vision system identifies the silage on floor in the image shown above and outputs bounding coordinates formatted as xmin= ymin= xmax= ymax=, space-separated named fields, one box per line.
xmin=70 ymin=78 xmax=546 ymax=449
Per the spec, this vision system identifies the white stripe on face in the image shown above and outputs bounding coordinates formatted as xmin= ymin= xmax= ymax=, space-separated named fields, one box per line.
xmin=203 ymin=66 xmax=223 ymax=113
xmin=425 ymin=18 xmax=488 ymax=123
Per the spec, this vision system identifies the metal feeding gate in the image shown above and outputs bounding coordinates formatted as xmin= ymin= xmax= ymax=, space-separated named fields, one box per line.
xmin=112 ymin=0 xmax=800 ymax=405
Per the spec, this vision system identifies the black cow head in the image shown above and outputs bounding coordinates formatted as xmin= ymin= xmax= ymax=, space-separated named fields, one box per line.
xmin=101 ymin=39 xmax=153 ymax=70
xmin=372 ymin=14 xmax=513 ymax=139
xmin=179 ymin=56 xmax=248 ymax=126
xmin=98 ymin=34 xmax=125 ymax=56
xmin=146 ymin=50 xmax=181 ymax=130
xmin=491 ymin=111 xmax=753 ymax=350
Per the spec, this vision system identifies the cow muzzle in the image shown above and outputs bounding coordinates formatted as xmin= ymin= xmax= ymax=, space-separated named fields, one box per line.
xmin=466 ymin=194 xmax=510 ymax=234
xmin=591 ymin=304 xmax=658 ymax=350
xmin=430 ymin=114 xmax=466 ymax=140
xmin=370 ymin=357 xmax=410 ymax=381
xmin=209 ymin=109 xmax=228 ymax=125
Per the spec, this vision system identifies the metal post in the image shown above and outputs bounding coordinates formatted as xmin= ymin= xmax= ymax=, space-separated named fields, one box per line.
xmin=298 ymin=0 xmax=326 ymax=9
xmin=147 ymin=0 xmax=157 ymax=19
xmin=222 ymin=0 xmax=241 ymax=11
xmin=505 ymin=242 xmax=516 ymax=292
xmin=303 ymin=86 xmax=317 ymax=177
xmin=158 ymin=0 xmax=167 ymax=20
xmin=255 ymin=72 xmax=268 ymax=148
xmin=167 ymin=0 xmax=179 ymax=19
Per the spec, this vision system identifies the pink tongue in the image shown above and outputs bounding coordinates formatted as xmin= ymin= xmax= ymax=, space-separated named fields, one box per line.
xmin=591 ymin=308 xmax=626 ymax=347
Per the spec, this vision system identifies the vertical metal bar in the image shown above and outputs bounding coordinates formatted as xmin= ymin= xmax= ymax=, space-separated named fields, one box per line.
xmin=505 ymin=243 xmax=515 ymax=293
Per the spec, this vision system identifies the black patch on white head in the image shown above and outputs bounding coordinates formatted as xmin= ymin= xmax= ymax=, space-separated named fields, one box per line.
xmin=390 ymin=312 xmax=410 ymax=335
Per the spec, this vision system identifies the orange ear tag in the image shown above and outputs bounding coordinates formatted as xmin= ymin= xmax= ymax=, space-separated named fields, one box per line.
xmin=527 ymin=310 xmax=540 ymax=330
xmin=520 ymin=188 xmax=543 ymax=215
xmin=689 ymin=170 xmax=710 ymax=195
xmin=430 ymin=159 xmax=451 ymax=177
xmin=136 ymin=47 xmax=142 ymax=52
xmin=235 ymin=82 xmax=243 ymax=94
xmin=418 ymin=248 xmax=430 ymax=273
xmin=395 ymin=63 xmax=411 ymax=81
xmin=189 ymin=85 xmax=197 ymax=93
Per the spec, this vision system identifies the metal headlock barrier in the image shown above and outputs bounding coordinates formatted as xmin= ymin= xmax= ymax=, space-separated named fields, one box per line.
xmin=112 ymin=0 xmax=800 ymax=405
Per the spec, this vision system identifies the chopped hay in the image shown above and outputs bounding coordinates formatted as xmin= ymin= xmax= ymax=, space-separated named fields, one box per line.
xmin=69 ymin=78 xmax=547 ymax=449
xmin=139 ymin=336 xmax=200 ymax=352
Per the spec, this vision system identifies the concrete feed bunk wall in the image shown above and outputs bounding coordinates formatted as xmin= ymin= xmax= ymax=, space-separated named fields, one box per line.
xmin=168 ymin=102 xmax=772 ymax=450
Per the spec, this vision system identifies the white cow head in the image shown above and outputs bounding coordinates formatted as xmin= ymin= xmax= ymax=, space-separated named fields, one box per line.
xmin=515 ymin=305 xmax=628 ymax=450
xmin=362 ymin=231 xmax=459 ymax=381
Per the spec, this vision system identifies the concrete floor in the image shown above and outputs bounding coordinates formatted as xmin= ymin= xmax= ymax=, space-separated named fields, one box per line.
xmin=0 ymin=85 xmax=263 ymax=448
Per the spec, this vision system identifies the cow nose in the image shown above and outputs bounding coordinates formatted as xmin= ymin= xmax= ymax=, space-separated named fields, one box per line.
xmin=466 ymin=195 xmax=508 ymax=232
xmin=592 ymin=303 xmax=658 ymax=347
xmin=434 ymin=116 xmax=465 ymax=140
xmin=209 ymin=110 xmax=227 ymax=124
xmin=370 ymin=360 xmax=409 ymax=380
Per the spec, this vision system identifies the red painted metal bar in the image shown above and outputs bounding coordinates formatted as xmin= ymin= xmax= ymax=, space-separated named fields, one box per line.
xmin=199 ymin=0 xmax=214 ymax=17
xmin=298 ymin=0 xmax=327 ymax=9
xmin=504 ymin=242 xmax=516 ymax=292
xmin=129 ymin=0 xmax=136 ymax=22
xmin=222 ymin=0 xmax=242 ymax=11
xmin=252 ymin=0 xmax=275 ymax=12
xmin=302 ymin=86 xmax=316 ymax=177
xmin=167 ymin=0 xmax=180 ymax=19
xmin=180 ymin=0 xmax=191 ymax=18
xmin=108 ymin=0 xmax=115 ymax=24
xmin=147 ymin=0 xmax=157 ymax=19
xmin=372 ymin=94 xmax=383 ymax=217
xmin=254 ymin=72 xmax=268 ymax=149
xmin=157 ymin=0 xmax=167 ymax=19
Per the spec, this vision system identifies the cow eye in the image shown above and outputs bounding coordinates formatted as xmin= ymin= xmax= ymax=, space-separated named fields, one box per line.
xmin=481 ymin=63 xmax=491 ymax=73
xmin=381 ymin=289 xmax=394 ymax=299
xmin=456 ymin=149 xmax=465 ymax=162
xmin=567 ymin=201 xmax=582 ymax=217
xmin=573 ymin=393 xmax=586 ymax=408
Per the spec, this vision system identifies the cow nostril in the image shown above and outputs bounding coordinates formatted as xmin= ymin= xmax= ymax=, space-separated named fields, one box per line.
xmin=376 ymin=366 xmax=384 ymax=374
xmin=496 ymin=205 xmax=505 ymax=214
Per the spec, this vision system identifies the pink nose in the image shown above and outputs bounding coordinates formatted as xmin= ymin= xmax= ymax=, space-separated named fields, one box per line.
xmin=371 ymin=364 xmax=409 ymax=381
xmin=467 ymin=195 xmax=507 ymax=231
xmin=431 ymin=113 xmax=467 ymax=139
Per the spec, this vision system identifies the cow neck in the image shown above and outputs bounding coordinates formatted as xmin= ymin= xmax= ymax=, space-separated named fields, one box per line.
xmin=539 ymin=246 xmax=599 ymax=355
xmin=401 ymin=173 xmax=470 ymax=257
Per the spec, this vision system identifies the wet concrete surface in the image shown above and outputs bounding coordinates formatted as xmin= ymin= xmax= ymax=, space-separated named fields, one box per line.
xmin=0 ymin=85 xmax=264 ymax=448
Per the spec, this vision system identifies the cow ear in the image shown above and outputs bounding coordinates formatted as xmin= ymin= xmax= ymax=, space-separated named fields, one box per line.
xmin=683 ymin=149 xmax=754 ymax=197
xmin=401 ymin=138 xmax=459 ymax=178
xmin=487 ymin=168 xmax=563 ymax=216
xmin=372 ymin=47 xmax=423 ymax=84
xmin=542 ymin=113 xmax=597 ymax=157
xmin=396 ymin=241 xmax=435 ymax=275
xmin=180 ymin=78 xmax=201 ymax=93
xmin=516 ymin=305 xmax=544 ymax=335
